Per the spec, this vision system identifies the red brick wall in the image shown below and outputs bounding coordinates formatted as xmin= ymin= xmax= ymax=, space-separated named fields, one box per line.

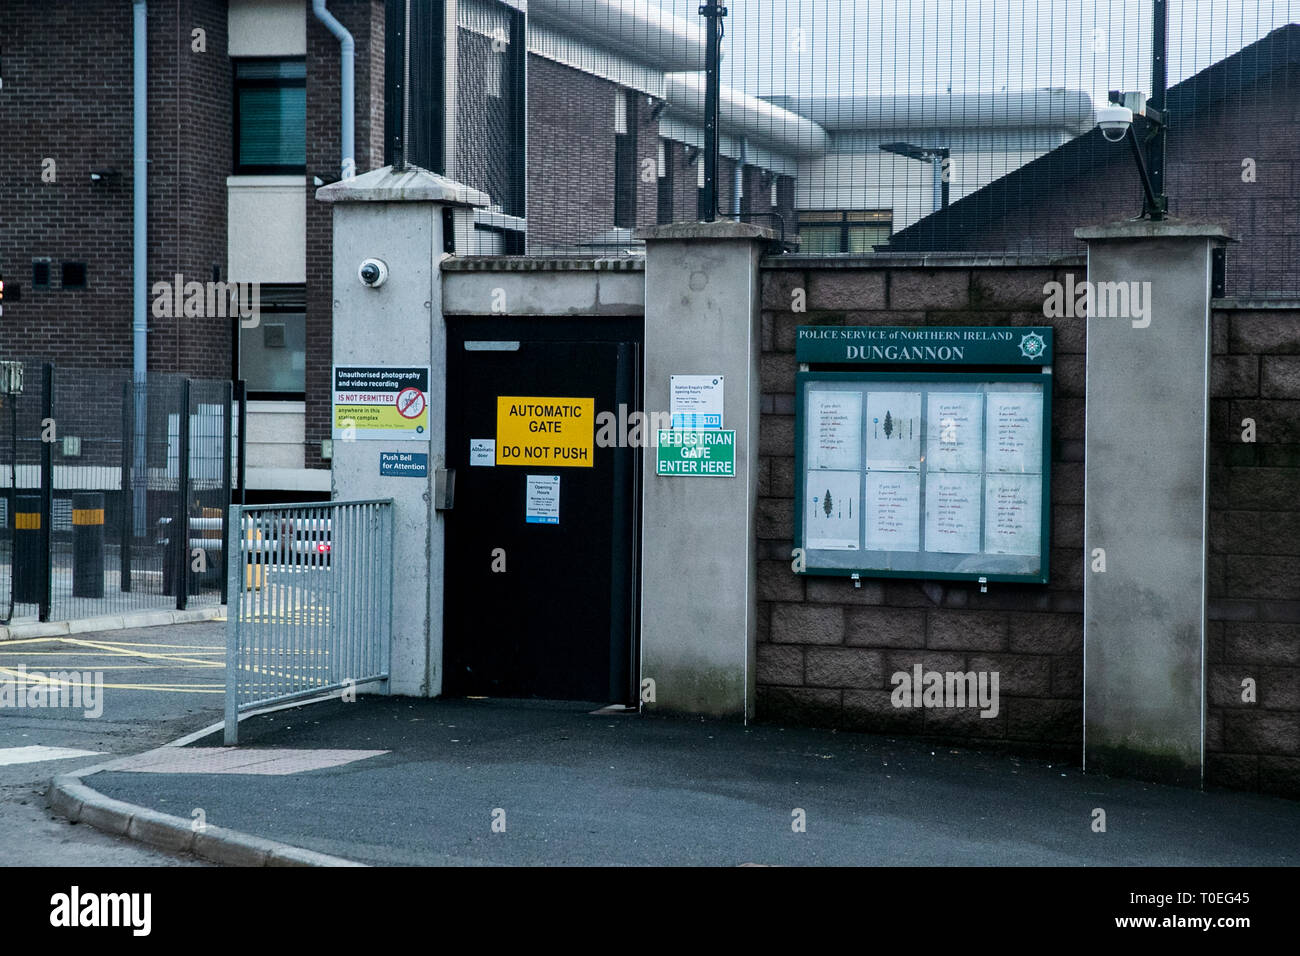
xmin=0 ymin=0 xmax=227 ymax=378
xmin=147 ymin=0 xmax=231 ymax=379
xmin=756 ymin=264 xmax=1088 ymax=756
xmin=1206 ymin=306 xmax=1300 ymax=797
xmin=525 ymin=55 xmax=617 ymax=250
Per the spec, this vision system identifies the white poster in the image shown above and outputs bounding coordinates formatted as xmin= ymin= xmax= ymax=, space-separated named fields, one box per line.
xmin=807 ymin=390 xmax=863 ymax=472
xmin=925 ymin=392 xmax=984 ymax=473
xmin=525 ymin=474 xmax=561 ymax=525
xmin=865 ymin=391 xmax=921 ymax=471
xmin=924 ymin=473 xmax=983 ymax=553
xmin=470 ymin=438 xmax=495 ymax=466
xmin=670 ymin=374 xmax=724 ymax=429
xmin=805 ymin=471 xmax=860 ymax=550
xmin=864 ymin=471 xmax=921 ymax=552
xmin=984 ymin=391 xmax=1044 ymax=474
xmin=984 ymin=474 xmax=1042 ymax=556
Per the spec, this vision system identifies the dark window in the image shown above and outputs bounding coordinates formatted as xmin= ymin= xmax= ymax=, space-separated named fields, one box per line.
xmin=613 ymin=90 xmax=637 ymax=229
xmin=239 ymin=284 xmax=306 ymax=398
xmin=234 ymin=58 xmax=306 ymax=174
xmin=656 ymin=139 xmax=674 ymax=224
xmin=61 ymin=262 xmax=87 ymax=289
xmin=797 ymin=210 xmax=892 ymax=253
xmin=32 ymin=260 xmax=51 ymax=289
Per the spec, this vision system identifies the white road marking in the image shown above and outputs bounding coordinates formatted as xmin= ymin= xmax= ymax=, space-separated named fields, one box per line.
xmin=0 ymin=745 xmax=105 ymax=766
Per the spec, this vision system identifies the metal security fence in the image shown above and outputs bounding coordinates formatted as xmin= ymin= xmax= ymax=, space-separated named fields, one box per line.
xmin=223 ymin=499 xmax=393 ymax=744
xmin=390 ymin=0 xmax=1300 ymax=296
xmin=0 ymin=361 xmax=234 ymax=626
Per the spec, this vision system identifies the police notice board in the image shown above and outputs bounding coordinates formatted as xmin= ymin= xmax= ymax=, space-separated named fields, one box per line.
xmin=794 ymin=326 xmax=1052 ymax=584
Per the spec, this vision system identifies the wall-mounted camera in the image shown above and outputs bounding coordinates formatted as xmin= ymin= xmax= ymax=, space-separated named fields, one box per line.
xmin=358 ymin=258 xmax=389 ymax=288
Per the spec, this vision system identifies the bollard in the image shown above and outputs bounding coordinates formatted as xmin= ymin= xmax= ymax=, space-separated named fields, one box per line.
xmin=72 ymin=492 xmax=106 ymax=599
xmin=13 ymin=493 xmax=42 ymax=605
xmin=245 ymin=526 xmax=264 ymax=591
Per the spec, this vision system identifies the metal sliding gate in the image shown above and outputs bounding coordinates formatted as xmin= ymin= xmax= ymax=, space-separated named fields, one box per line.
xmin=224 ymin=499 xmax=394 ymax=744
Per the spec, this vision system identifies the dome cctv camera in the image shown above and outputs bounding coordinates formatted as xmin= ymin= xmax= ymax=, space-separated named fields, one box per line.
xmin=1096 ymin=105 xmax=1133 ymax=143
xmin=358 ymin=258 xmax=389 ymax=288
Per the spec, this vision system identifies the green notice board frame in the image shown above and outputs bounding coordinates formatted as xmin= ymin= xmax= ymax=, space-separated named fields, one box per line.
xmin=793 ymin=326 xmax=1053 ymax=584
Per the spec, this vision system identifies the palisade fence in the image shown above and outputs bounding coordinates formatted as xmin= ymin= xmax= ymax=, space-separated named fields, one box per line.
xmin=223 ymin=499 xmax=394 ymax=745
xmin=443 ymin=0 xmax=1300 ymax=297
xmin=0 ymin=360 xmax=235 ymax=627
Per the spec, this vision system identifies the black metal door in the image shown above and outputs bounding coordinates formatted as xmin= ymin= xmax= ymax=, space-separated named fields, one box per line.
xmin=444 ymin=320 xmax=640 ymax=703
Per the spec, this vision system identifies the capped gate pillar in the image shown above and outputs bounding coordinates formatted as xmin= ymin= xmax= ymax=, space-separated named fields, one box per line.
xmin=1076 ymin=221 xmax=1233 ymax=785
xmin=318 ymin=166 xmax=487 ymax=697
xmin=635 ymin=221 xmax=774 ymax=719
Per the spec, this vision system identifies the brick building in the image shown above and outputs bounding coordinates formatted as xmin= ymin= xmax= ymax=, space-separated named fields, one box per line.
xmin=0 ymin=0 xmax=810 ymax=497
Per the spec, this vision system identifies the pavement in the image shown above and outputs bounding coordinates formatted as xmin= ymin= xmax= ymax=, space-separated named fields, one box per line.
xmin=0 ymin=622 xmax=225 ymax=865
xmin=74 ymin=693 xmax=1300 ymax=867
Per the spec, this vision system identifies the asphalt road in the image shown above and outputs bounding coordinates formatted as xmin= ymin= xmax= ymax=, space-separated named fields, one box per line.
xmin=0 ymin=623 xmax=226 ymax=866
xmin=88 ymin=696 xmax=1300 ymax=866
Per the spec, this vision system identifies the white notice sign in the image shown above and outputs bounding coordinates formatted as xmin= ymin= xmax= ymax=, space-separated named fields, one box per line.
xmin=984 ymin=474 xmax=1042 ymax=555
xmin=864 ymin=471 xmax=921 ymax=552
xmin=805 ymin=471 xmax=860 ymax=550
xmin=807 ymin=390 xmax=863 ymax=472
xmin=924 ymin=472 xmax=982 ymax=554
xmin=470 ymin=439 xmax=495 ymax=466
xmin=926 ymin=392 xmax=984 ymax=473
xmin=670 ymin=375 xmax=724 ymax=429
xmin=525 ymin=474 xmax=560 ymax=525
xmin=865 ymin=391 xmax=921 ymax=471
xmin=984 ymin=391 xmax=1044 ymax=474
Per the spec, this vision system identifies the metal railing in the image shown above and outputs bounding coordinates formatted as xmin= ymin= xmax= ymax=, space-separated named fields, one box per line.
xmin=0 ymin=362 xmax=235 ymax=627
xmin=224 ymin=499 xmax=394 ymax=744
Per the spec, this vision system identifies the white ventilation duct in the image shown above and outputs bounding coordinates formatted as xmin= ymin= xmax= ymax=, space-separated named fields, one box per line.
xmin=767 ymin=90 xmax=1097 ymax=134
xmin=528 ymin=0 xmax=706 ymax=72
xmin=663 ymin=72 xmax=829 ymax=158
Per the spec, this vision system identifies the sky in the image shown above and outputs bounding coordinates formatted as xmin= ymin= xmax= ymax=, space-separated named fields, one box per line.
xmin=650 ymin=0 xmax=1300 ymax=100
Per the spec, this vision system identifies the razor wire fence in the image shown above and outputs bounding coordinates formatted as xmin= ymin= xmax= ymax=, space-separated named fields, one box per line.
xmin=0 ymin=360 xmax=235 ymax=627
xmin=429 ymin=0 xmax=1300 ymax=297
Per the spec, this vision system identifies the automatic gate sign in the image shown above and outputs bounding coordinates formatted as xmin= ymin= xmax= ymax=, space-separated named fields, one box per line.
xmin=333 ymin=365 xmax=431 ymax=441
xmin=496 ymin=396 xmax=595 ymax=467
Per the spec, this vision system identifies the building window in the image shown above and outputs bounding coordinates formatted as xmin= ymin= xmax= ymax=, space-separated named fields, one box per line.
xmin=233 ymin=58 xmax=306 ymax=174
xmin=239 ymin=284 xmax=306 ymax=397
xmin=613 ymin=90 xmax=637 ymax=228
xmin=797 ymin=210 xmax=892 ymax=253
xmin=61 ymin=262 xmax=87 ymax=289
xmin=771 ymin=179 xmax=779 ymax=207
xmin=657 ymin=140 xmax=674 ymax=224
xmin=32 ymin=260 xmax=51 ymax=289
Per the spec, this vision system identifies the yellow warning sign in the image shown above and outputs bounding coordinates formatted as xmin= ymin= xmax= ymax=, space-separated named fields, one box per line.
xmin=496 ymin=396 xmax=594 ymax=467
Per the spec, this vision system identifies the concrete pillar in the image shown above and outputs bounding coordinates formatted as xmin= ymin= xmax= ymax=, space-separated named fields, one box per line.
xmin=317 ymin=166 xmax=487 ymax=697
xmin=635 ymin=221 xmax=773 ymax=719
xmin=1076 ymin=221 xmax=1233 ymax=785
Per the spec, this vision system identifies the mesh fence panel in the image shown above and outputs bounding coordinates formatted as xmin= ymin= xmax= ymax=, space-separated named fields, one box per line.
xmin=439 ymin=0 xmax=1299 ymax=295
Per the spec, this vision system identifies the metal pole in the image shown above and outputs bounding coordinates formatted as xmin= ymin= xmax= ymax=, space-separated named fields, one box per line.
xmin=120 ymin=380 xmax=133 ymax=592
xmin=220 ymin=380 xmax=233 ymax=606
xmin=38 ymin=364 xmax=53 ymax=622
xmin=235 ymin=379 xmax=247 ymax=506
xmin=700 ymin=3 xmax=727 ymax=222
xmin=176 ymin=378 xmax=191 ymax=611
xmin=1148 ymin=0 xmax=1168 ymax=219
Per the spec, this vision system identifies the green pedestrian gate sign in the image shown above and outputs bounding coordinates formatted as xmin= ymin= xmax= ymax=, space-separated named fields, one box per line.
xmin=656 ymin=429 xmax=736 ymax=477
